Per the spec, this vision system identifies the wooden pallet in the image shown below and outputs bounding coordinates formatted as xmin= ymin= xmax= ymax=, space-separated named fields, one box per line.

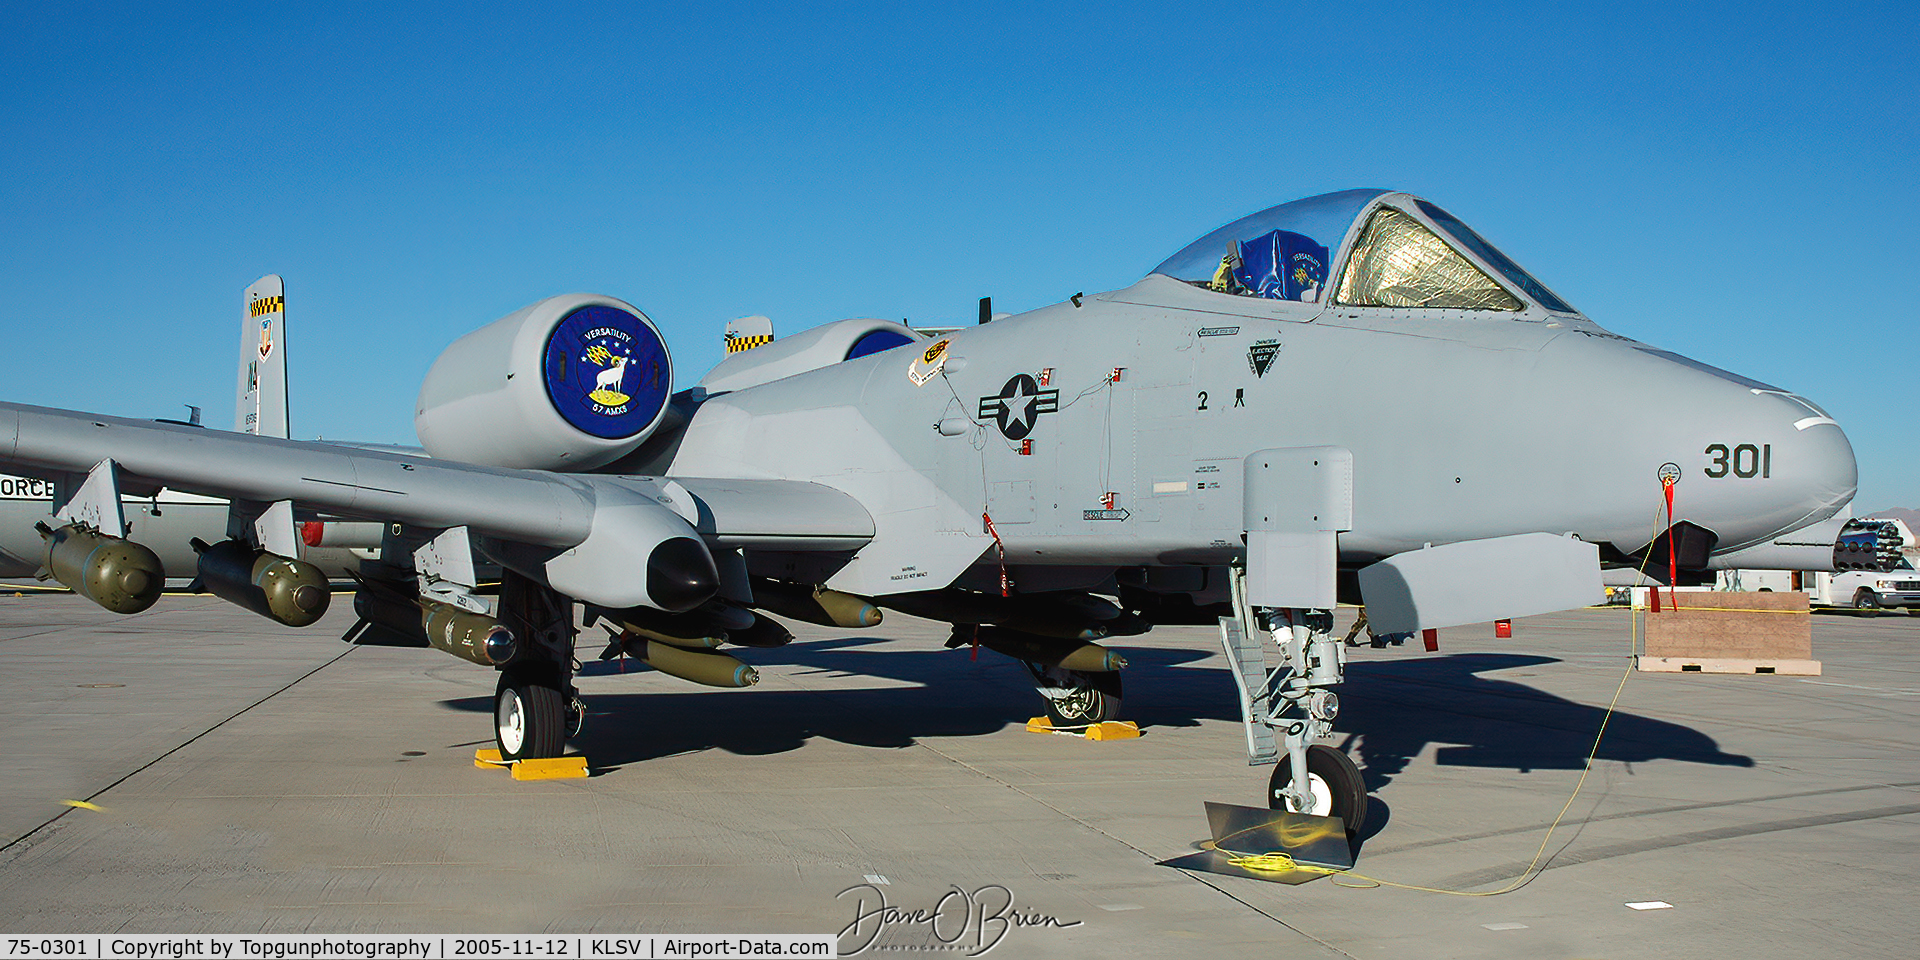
xmin=1639 ymin=590 xmax=1822 ymax=680
xmin=1636 ymin=656 xmax=1821 ymax=676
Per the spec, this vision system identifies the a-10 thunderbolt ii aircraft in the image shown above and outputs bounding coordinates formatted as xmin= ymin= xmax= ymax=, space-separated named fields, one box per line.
xmin=0 ymin=189 xmax=1878 ymax=828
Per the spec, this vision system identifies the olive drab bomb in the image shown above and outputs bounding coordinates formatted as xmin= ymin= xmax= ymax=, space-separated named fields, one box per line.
xmin=36 ymin=521 xmax=165 ymax=614
xmin=346 ymin=587 xmax=517 ymax=667
xmin=190 ymin=537 xmax=331 ymax=627
xmin=966 ymin=627 xmax=1129 ymax=672
xmin=616 ymin=633 xmax=759 ymax=688
xmin=748 ymin=579 xmax=883 ymax=629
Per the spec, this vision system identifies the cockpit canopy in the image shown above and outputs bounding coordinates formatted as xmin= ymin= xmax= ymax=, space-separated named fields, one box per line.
xmin=1150 ymin=189 xmax=1577 ymax=315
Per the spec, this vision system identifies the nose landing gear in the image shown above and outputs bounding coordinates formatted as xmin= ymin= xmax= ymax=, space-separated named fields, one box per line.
xmin=1219 ymin=567 xmax=1369 ymax=834
xmin=1269 ymin=743 xmax=1367 ymax=827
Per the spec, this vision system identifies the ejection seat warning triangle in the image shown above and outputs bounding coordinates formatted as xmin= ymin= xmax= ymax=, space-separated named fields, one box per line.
xmin=1248 ymin=340 xmax=1280 ymax=377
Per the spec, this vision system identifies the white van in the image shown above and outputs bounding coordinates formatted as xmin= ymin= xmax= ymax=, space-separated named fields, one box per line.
xmin=1718 ymin=517 xmax=1917 ymax=613
xmin=1805 ymin=558 xmax=1920 ymax=612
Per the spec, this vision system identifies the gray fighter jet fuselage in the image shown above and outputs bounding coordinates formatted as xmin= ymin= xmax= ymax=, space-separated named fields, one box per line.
xmin=687 ymin=281 xmax=1852 ymax=571
xmin=0 ymin=189 xmax=1869 ymax=827
xmin=673 ymin=192 xmax=1854 ymax=594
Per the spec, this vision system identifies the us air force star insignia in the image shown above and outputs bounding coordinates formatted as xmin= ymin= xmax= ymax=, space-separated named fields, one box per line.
xmin=977 ymin=374 xmax=1060 ymax=441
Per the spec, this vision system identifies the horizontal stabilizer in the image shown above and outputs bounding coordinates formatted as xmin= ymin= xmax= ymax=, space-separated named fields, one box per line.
xmin=1359 ymin=533 xmax=1601 ymax=635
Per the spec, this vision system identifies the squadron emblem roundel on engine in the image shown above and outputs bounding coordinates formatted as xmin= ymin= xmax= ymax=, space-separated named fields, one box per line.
xmin=542 ymin=304 xmax=670 ymax=439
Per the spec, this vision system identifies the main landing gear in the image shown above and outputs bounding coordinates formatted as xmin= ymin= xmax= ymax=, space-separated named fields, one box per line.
xmin=490 ymin=573 xmax=582 ymax=762
xmin=1026 ymin=662 xmax=1124 ymax=727
xmin=496 ymin=665 xmax=566 ymax=761
xmin=1219 ymin=569 xmax=1369 ymax=833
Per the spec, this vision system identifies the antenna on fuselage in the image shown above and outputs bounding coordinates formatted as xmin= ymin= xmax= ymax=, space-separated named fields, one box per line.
xmin=978 ymin=297 xmax=991 ymax=324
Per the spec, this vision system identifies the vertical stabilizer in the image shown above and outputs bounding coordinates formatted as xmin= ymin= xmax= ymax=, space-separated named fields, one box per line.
xmin=238 ymin=275 xmax=290 ymax=437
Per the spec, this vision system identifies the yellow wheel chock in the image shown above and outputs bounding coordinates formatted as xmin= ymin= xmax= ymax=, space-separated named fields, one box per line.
xmin=1025 ymin=717 xmax=1142 ymax=740
xmin=474 ymin=748 xmax=590 ymax=780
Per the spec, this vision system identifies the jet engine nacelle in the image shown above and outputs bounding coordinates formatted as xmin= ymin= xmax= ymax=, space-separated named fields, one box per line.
xmin=415 ymin=293 xmax=674 ymax=471
xmin=481 ymin=477 xmax=721 ymax=613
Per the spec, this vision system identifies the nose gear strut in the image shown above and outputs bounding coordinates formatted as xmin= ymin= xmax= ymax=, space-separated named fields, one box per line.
xmin=1218 ymin=565 xmax=1368 ymax=832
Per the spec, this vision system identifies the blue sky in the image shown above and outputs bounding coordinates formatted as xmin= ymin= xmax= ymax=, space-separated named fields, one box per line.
xmin=3 ymin=2 xmax=1915 ymax=508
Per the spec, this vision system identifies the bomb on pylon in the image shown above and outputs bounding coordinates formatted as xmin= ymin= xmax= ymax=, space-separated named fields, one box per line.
xmin=191 ymin=537 xmax=330 ymax=627
xmin=36 ymin=521 xmax=165 ymax=614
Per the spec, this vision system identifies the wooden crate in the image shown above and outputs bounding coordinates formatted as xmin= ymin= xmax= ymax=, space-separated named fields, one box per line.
xmin=1638 ymin=591 xmax=1818 ymax=674
xmin=1637 ymin=656 xmax=1821 ymax=676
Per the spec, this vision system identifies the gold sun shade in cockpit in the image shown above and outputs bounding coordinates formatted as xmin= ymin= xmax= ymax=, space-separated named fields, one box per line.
xmin=1336 ymin=208 xmax=1523 ymax=311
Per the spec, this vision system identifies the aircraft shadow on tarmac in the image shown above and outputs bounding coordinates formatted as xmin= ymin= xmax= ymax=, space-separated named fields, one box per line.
xmin=445 ymin=636 xmax=1085 ymax=767
xmin=440 ymin=639 xmax=1752 ymax=791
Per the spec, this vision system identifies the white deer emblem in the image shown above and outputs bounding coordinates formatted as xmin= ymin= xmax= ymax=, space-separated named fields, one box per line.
xmin=595 ymin=354 xmax=629 ymax=394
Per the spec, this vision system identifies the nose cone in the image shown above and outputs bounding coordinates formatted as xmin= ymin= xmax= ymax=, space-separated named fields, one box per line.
xmin=1638 ymin=349 xmax=1857 ymax=551
xmin=1777 ymin=414 xmax=1858 ymax=521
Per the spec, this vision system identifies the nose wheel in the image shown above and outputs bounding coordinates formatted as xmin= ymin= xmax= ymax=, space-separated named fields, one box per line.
xmin=1268 ymin=743 xmax=1368 ymax=831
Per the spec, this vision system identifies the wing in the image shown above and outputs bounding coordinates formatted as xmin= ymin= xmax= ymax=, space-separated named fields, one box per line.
xmin=0 ymin=400 xmax=872 ymax=609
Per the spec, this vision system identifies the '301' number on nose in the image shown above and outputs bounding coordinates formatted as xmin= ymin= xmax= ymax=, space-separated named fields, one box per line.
xmin=1704 ymin=443 xmax=1771 ymax=479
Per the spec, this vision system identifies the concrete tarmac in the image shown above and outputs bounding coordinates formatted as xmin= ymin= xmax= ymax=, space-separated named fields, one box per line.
xmin=1 ymin=592 xmax=1916 ymax=958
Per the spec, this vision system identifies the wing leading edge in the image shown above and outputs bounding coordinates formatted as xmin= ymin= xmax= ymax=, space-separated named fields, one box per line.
xmin=0 ymin=400 xmax=873 ymax=606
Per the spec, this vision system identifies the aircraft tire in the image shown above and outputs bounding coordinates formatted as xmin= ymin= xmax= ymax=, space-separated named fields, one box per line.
xmin=1268 ymin=744 xmax=1368 ymax=834
xmin=495 ymin=666 xmax=566 ymax=761
xmin=1039 ymin=668 xmax=1123 ymax=727
xmin=1854 ymin=589 xmax=1881 ymax=616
